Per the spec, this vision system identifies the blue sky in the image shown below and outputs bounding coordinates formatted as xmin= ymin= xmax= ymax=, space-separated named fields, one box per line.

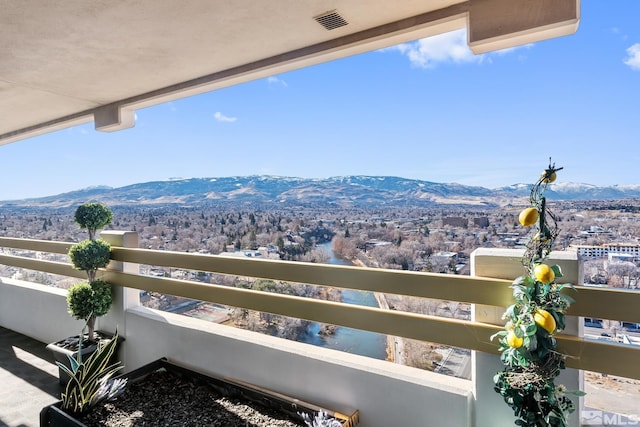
xmin=1 ymin=0 xmax=639 ymax=201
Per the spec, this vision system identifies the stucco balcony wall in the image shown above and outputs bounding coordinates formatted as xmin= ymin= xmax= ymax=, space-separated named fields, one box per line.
xmin=0 ymin=277 xmax=473 ymax=426
xmin=0 ymin=277 xmax=84 ymax=344
xmin=122 ymin=305 xmax=473 ymax=427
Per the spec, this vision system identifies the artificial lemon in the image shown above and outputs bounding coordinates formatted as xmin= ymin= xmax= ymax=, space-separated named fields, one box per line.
xmin=519 ymin=208 xmax=539 ymax=227
xmin=542 ymin=171 xmax=557 ymax=183
xmin=534 ymin=264 xmax=555 ymax=284
xmin=506 ymin=330 xmax=524 ymax=348
xmin=534 ymin=309 xmax=557 ymax=334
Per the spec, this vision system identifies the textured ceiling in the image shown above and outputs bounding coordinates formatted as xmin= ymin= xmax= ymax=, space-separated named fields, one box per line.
xmin=0 ymin=0 xmax=579 ymax=144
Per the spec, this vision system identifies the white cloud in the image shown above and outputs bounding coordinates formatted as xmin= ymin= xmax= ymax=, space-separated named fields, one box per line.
xmin=213 ymin=112 xmax=237 ymax=122
xmin=390 ymin=30 xmax=481 ymax=69
xmin=624 ymin=43 xmax=640 ymax=71
xmin=385 ymin=29 xmax=531 ymax=69
xmin=611 ymin=27 xmax=629 ymax=41
xmin=267 ymin=76 xmax=288 ymax=87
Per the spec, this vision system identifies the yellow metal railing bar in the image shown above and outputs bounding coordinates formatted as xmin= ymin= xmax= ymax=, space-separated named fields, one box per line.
xmin=104 ymin=269 xmax=640 ymax=380
xmin=1 ymin=238 xmax=639 ymax=379
xmin=4 ymin=237 xmax=639 ymax=325
xmin=109 ymin=247 xmax=640 ymax=324
xmin=0 ymin=237 xmax=73 ymax=255
xmin=0 ymin=254 xmax=85 ymax=279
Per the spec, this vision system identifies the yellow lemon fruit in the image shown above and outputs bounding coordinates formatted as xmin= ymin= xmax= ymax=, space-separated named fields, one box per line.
xmin=534 ymin=264 xmax=555 ymax=284
xmin=519 ymin=208 xmax=539 ymax=227
xmin=534 ymin=309 xmax=557 ymax=334
xmin=506 ymin=330 xmax=524 ymax=348
xmin=542 ymin=171 xmax=557 ymax=183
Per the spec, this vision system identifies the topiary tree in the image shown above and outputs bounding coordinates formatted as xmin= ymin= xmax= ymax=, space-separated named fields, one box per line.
xmin=66 ymin=280 xmax=113 ymax=339
xmin=68 ymin=239 xmax=111 ymax=282
xmin=74 ymin=202 xmax=113 ymax=240
xmin=67 ymin=203 xmax=114 ymax=340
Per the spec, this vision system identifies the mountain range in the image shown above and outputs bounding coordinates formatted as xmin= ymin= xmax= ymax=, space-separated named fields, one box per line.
xmin=2 ymin=176 xmax=640 ymax=209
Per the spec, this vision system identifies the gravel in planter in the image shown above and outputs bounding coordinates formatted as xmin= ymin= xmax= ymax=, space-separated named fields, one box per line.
xmin=79 ymin=369 xmax=307 ymax=427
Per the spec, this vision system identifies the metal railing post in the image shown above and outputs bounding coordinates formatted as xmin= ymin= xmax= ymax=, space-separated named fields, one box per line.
xmin=97 ymin=230 xmax=140 ymax=337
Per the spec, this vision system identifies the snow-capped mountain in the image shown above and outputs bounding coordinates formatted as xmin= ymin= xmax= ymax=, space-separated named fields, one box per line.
xmin=2 ymin=176 xmax=639 ymax=208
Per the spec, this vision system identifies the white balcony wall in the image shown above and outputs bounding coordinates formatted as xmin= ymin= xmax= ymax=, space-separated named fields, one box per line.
xmin=0 ymin=275 xmax=474 ymax=426
xmin=124 ymin=305 xmax=473 ymax=427
xmin=0 ymin=278 xmax=84 ymax=343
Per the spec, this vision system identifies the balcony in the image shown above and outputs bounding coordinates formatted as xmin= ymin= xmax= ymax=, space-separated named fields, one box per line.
xmin=1 ymin=231 xmax=639 ymax=426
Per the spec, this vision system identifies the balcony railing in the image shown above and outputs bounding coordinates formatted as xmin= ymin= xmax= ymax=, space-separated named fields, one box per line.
xmin=1 ymin=232 xmax=639 ymax=426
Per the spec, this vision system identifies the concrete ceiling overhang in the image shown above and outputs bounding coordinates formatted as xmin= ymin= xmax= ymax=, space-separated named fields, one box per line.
xmin=0 ymin=0 xmax=579 ymax=145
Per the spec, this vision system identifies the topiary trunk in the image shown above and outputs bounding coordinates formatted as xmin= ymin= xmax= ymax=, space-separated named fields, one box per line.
xmin=87 ymin=314 xmax=96 ymax=341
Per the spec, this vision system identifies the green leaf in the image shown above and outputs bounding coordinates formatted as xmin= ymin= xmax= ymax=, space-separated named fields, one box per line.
xmin=555 ymin=311 xmax=566 ymax=330
xmin=493 ymin=373 xmax=505 ymax=385
xmin=57 ymin=361 xmax=76 ymax=379
xmin=559 ymin=293 xmax=575 ymax=305
xmin=59 ymin=332 xmax=124 ymax=415
xmin=67 ymin=354 xmax=80 ymax=372
xmin=515 ymin=351 xmax=529 ymax=367
xmin=490 ymin=330 xmax=508 ymax=341
xmin=505 ymin=304 xmax=519 ymax=320
xmin=557 ymin=282 xmax=576 ymax=291
xmin=512 ymin=276 xmax=527 ymax=286
xmin=527 ymin=334 xmax=538 ymax=351
xmin=525 ymin=323 xmax=538 ymax=336
xmin=551 ymin=264 xmax=563 ymax=278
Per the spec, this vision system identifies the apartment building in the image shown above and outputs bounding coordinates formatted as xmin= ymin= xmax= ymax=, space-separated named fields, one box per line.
xmin=571 ymin=243 xmax=640 ymax=260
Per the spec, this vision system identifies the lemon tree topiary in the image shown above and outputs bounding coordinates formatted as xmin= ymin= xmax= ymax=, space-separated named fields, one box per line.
xmin=491 ymin=160 xmax=583 ymax=426
xmin=67 ymin=203 xmax=114 ymax=340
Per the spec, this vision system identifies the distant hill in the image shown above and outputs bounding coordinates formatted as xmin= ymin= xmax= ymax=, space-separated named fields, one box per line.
xmin=1 ymin=176 xmax=639 ymax=208
xmin=497 ymin=182 xmax=640 ymax=201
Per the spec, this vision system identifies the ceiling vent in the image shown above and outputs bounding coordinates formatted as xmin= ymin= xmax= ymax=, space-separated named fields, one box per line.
xmin=314 ymin=10 xmax=348 ymax=31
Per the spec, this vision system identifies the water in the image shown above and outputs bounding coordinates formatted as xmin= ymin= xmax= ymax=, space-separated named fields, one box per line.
xmin=301 ymin=243 xmax=387 ymax=359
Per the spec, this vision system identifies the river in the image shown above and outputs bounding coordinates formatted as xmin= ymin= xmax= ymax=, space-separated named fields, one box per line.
xmin=300 ymin=242 xmax=387 ymax=359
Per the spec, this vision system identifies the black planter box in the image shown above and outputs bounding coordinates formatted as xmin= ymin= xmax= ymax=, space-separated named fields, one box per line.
xmin=40 ymin=358 xmax=359 ymax=427
xmin=40 ymin=403 xmax=84 ymax=427
xmin=46 ymin=331 xmax=121 ymax=386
